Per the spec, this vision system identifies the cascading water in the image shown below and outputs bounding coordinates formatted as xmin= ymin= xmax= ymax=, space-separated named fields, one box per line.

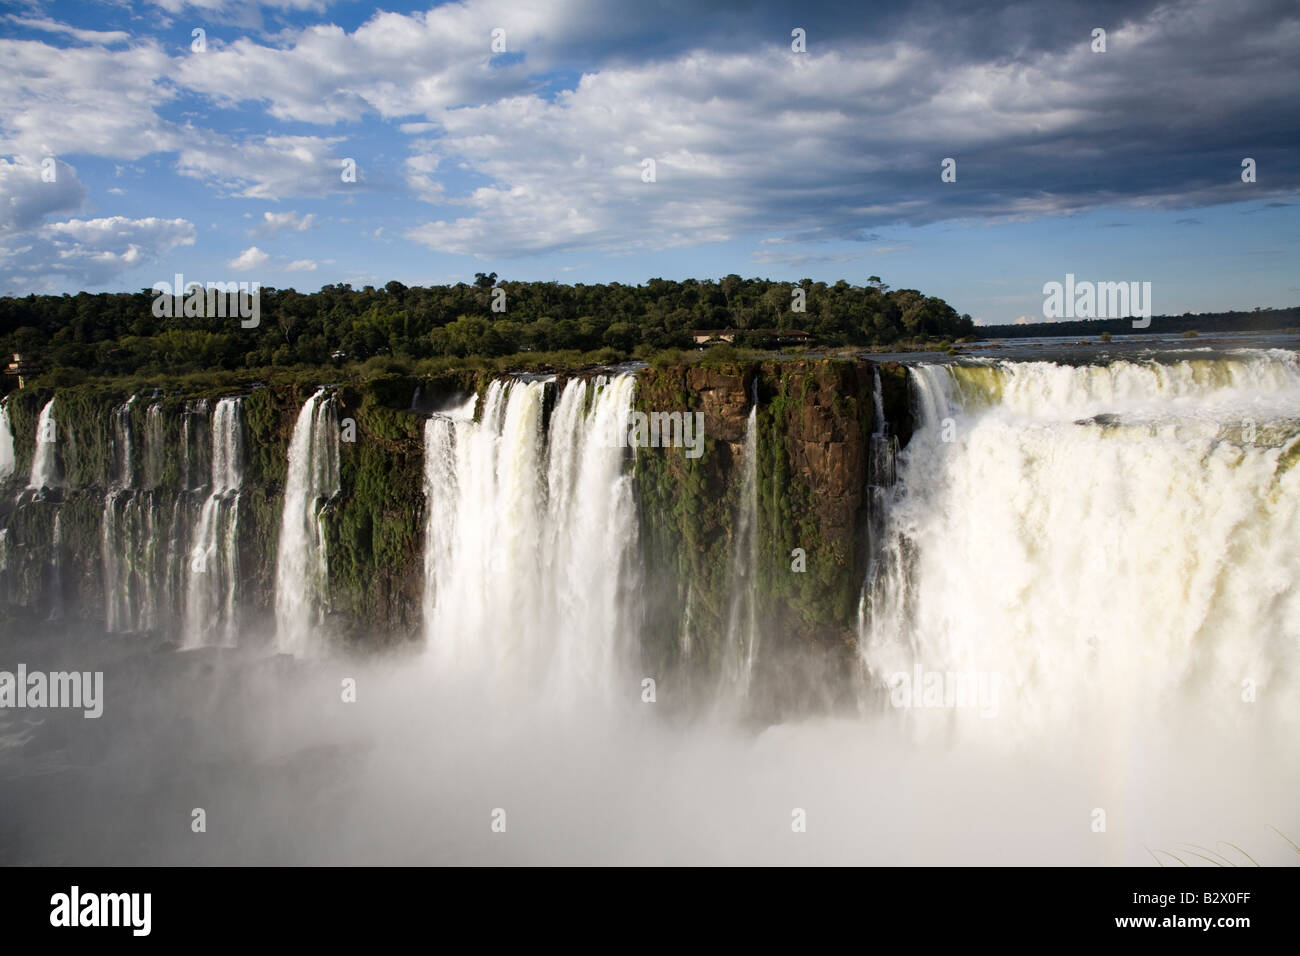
xmin=27 ymin=398 xmax=59 ymax=491
xmin=722 ymin=398 xmax=759 ymax=695
xmin=182 ymin=397 xmax=244 ymax=649
xmin=422 ymin=375 xmax=640 ymax=697
xmin=102 ymin=397 xmax=141 ymax=633
xmin=275 ymin=389 xmax=340 ymax=656
xmin=48 ymin=511 xmax=63 ymax=621
xmin=858 ymin=368 xmax=897 ymax=638
xmin=859 ymin=352 xmax=1300 ymax=742
xmin=99 ymin=395 xmax=191 ymax=635
xmin=0 ymin=400 xmax=15 ymax=482
xmin=143 ymin=400 xmax=166 ymax=489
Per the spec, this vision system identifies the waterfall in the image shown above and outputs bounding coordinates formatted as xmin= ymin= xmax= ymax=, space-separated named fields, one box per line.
xmin=144 ymin=401 xmax=165 ymax=489
xmin=857 ymin=368 xmax=898 ymax=636
xmin=112 ymin=397 xmax=137 ymax=486
xmin=0 ymin=400 xmax=14 ymax=482
xmin=103 ymin=490 xmax=165 ymax=634
xmin=723 ymin=401 xmax=759 ymax=694
xmin=182 ymin=397 xmax=244 ymax=649
xmin=27 ymin=398 xmax=59 ymax=491
xmin=422 ymin=375 xmax=640 ymax=697
xmin=275 ymin=389 xmax=340 ymax=656
xmin=859 ymin=352 xmax=1300 ymax=739
xmin=48 ymin=511 xmax=63 ymax=621
xmin=871 ymin=366 xmax=887 ymax=435
xmin=101 ymin=395 xmax=177 ymax=634
xmin=103 ymin=398 xmax=138 ymax=632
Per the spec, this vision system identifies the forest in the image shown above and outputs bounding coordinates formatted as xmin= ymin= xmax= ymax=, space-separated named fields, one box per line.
xmin=0 ymin=274 xmax=973 ymax=380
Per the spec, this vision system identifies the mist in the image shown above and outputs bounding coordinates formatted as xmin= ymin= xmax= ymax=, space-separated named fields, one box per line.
xmin=3 ymin=355 xmax=1299 ymax=866
xmin=2 ymin=616 xmax=1296 ymax=866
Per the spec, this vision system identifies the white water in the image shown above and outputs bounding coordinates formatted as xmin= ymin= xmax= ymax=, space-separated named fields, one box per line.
xmin=143 ymin=401 xmax=165 ymax=489
xmin=48 ymin=511 xmax=63 ymax=620
xmin=27 ymin=398 xmax=58 ymax=490
xmin=102 ymin=398 xmax=139 ymax=633
xmin=182 ymin=397 xmax=244 ymax=649
xmin=422 ymin=375 xmax=640 ymax=700
xmin=0 ymin=400 xmax=15 ymax=481
xmin=858 ymin=368 xmax=897 ymax=638
xmin=860 ymin=353 xmax=1300 ymax=748
xmin=723 ymin=402 xmax=760 ymax=695
xmin=275 ymin=389 xmax=340 ymax=656
xmin=102 ymin=492 xmax=160 ymax=633
xmin=99 ymin=397 xmax=212 ymax=635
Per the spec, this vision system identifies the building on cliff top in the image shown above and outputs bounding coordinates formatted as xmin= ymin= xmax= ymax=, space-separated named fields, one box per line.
xmin=4 ymin=353 xmax=38 ymax=389
xmin=692 ymin=329 xmax=813 ymax=346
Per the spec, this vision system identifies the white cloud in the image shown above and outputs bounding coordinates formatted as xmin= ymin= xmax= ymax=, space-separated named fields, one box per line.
xmin=41 ymin=217 xmax=196 ymax=254
xmin=0 ymin=216 xmax=196 ymax=293
xmin=4 ymin=17 xmax=131 ymax=46
xmin=284 ymin=258 xmax=317 ymax=271
xmin=0 ymin=0 xmax=1295 ymax=284
xmin=173 ymin=4 xmax=553 ymax=125
xmin=0 ymin=158 xmax=87 ymax=231
xmin=405 ymin=149 xmax=446 ymax=203
xmin=256 ymin=210 xmax=317 ymax=235
xmin=146 ymin=0 xmax=329 ymax=30
xmin=228 ymin=246 xmax=271 ymax=269
xmin=176 ymin=132 xmax=357 ymax=199
xmin=0 ymin=39 xmax=179 ymax=160
xmin=0 ymin=155 xmax=192 ymax=293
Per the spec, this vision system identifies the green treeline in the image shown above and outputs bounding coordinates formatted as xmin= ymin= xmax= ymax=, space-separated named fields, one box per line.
xmin=0 ymin=274 xmax=973 ymax=379
xmin=979 ymin=307 xmax=1300 ymax=339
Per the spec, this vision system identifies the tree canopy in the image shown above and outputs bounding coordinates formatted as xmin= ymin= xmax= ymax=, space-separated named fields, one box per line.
xmin=0 ymin=275 xmax=974 ymax=378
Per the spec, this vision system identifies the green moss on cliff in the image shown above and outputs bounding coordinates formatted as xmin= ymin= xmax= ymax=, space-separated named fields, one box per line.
xmin=632 ymin=357 xmax=880 ymax=705
xmin=633 ymin=363 xmax=753 ymax=682
xmin=325 ymin=382 xmax=426 ymax=646
xmin=755 ymin=361 xmax=867 ymax=634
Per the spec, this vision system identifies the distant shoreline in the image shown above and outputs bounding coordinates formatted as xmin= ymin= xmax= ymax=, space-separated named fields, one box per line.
xmin=976 ymin=306 xmax=1299 ymax=339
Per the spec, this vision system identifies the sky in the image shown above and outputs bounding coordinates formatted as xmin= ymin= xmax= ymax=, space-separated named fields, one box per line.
xmin=0 ymin=0 xmax=1296 ymax=324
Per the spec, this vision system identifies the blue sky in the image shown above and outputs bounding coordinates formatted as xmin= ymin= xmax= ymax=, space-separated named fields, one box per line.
xmin=1 ymin=0 xmax=1297 ymax=324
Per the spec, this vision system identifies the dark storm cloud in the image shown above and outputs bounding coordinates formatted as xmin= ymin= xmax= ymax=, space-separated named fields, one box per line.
xmin=397 ymin=0 xmax=1300 ymax=255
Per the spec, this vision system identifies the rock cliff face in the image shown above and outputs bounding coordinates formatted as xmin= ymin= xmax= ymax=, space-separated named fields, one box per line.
xmin=0 ymin=358 xmax=911 ymax=710
xmin=634 ymin=358 xmax=909 ymax=716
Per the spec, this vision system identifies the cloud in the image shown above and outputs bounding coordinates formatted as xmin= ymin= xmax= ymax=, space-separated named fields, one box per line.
xmin=176 ymin=132 xmax=358 ymax=199
xmin=0 ymin=38 xmax=179 ymax=159
xmin=146 ymin=0 xmax=330 ymax=30
xmin=4 ymin=17 xmax=131 ymax=45
xmin=255 ymin=210 xmax=317 ymax=235
xmin=405 ymin=150 xmax=445 ymax=204
xmin=228 ymin=246 xmax=271 ymax=269
xmin=0 ymin=216 xmax=196 ymax=294
xmin=398 ymin=0 xmax=1300 ymax=258
xmin=172 ymin=4 xmax=553 ymax=125
xmin=0 ymin=0 xmax=1297 ymax=285
xmin=0 ymin=158 xmax=87 ymax=232
xmin=284 ymin=258 xmax=317 ymax=271
xmin=0 ymin=156 xmax=190 ymax=292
